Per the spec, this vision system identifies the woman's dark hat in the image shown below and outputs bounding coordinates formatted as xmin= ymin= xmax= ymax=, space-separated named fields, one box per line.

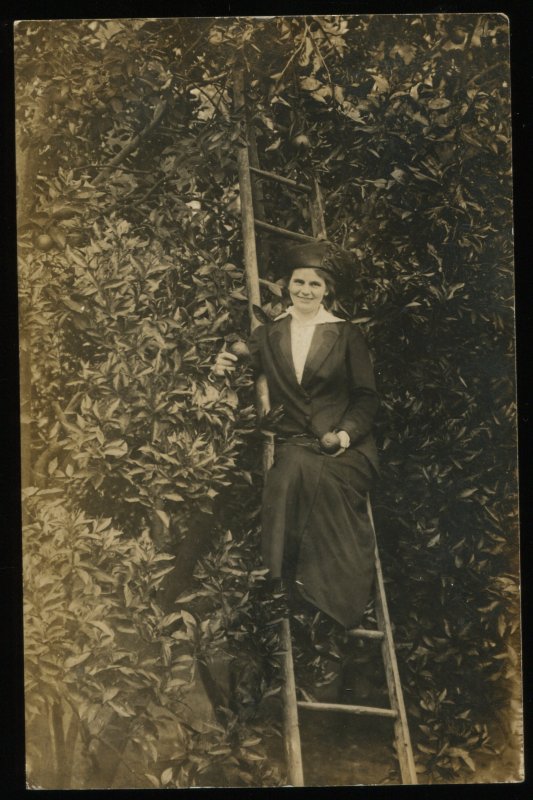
xmin=283 ymin=241 xmax=351 ymax=278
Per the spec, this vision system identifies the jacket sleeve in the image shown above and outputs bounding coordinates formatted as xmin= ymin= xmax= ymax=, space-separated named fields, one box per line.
xmin=247 ymin=324 xmax=264 ymax=377
xmin=338 ymin=325 xmax=379 ymax=444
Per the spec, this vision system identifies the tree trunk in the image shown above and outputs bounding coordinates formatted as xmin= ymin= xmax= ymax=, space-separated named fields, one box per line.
xmin=62 ymin=710 xmax=80 ymax=787
xmin=16 ymin=96 xmax=46 ymax=490
xmin=157 ymin=509 xmax=214 ymax=610
xmin=50 ymin=702 xmax=66 ymax=786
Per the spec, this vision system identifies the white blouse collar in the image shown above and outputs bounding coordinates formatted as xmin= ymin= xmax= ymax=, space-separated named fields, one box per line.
xmin=276 ymin=305 xmax=344 ymax=326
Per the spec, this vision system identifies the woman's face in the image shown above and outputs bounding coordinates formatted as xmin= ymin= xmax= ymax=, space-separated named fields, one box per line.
xmin=288 ymin=268 xmax=327 ymax=316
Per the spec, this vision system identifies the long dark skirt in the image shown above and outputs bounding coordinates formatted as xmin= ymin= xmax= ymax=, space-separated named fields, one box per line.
xmin=261 ymin=442 xmax=376 ymax=628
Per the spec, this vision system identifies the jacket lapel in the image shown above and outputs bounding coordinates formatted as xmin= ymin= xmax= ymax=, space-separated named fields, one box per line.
xmin=268 ymin=316 xmax=299 ymax=388
xmin=301 ymin=323 xmax=341 ymax=387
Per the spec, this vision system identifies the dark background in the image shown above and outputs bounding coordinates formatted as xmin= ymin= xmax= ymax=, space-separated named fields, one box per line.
xmin=1 ymin=1 xmax=531 ymax=798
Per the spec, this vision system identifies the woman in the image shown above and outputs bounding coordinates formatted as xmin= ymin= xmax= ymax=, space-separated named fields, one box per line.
xmin=215 ymin=242 xmax=379 ymax=629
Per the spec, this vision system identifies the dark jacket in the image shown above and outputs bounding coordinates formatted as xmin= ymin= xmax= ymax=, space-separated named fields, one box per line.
xmin=248 ymin=316 xmax=379 ymax=473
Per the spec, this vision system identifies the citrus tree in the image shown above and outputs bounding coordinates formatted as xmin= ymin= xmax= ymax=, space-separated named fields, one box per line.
xmin=17 ymin=14 xmax=520 ymax=787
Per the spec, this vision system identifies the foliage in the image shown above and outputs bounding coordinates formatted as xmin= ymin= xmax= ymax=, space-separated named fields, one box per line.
xmin=17 ymin=13 xmax=520 ymax=786
xmin=23 ymin=488 xmax=188 ymax=787
xmin=160 ymin=523 xmax=285 ymax=788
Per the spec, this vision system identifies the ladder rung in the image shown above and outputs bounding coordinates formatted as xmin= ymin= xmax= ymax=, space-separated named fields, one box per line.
xmin=346 ymin=627 xmax=385 ymax=640
xmin=297 ymin=700 xmax=397 ymax=719
xmin=250 ymin=166 xmax=312 ymax=194
xmin=254 ymin=219 xmax=317 ymax=243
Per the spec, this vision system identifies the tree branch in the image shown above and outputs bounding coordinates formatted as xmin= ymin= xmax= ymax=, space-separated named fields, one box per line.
xmin=465 ymin=60 xmax=508 ymax=89
xmin=72 ymin=164 xmax=154 ymax=175
xmin=306 ymin=20 xmax=333 ymax=90
xmin=271 ymin=33 xmax=307 ymax=94
xmin=95 ymin=735 xmax=150 ymax=785
xmin=92 ymin=98 xmax=170 ymax=187
xmin=89 ymin=29 xmax=227 ymax=189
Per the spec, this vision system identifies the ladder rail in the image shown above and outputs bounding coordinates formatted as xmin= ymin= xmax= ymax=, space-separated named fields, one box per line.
xmin=233 ymin=69 xmax=262 ymax=329
xmin=280 ymin=618 xmax=304 ymax=786
xmin=309 ymin=176 xmax=328 ymax=240
xmin=368 ymin=502 xmax=418 ymax=785
xmin=233 ymin=66 xmax=304 ymax=788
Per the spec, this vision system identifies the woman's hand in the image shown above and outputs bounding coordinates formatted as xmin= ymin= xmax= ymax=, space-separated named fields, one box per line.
xmin=212 ymin=340 xmax=250 ymax=376
xmin=212 ymin=350 xmax=238 ymax=376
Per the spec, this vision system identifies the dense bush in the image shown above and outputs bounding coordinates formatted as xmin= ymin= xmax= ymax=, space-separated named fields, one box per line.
xmin=23 ymin=488 xmax=187 ymax=787
xmin=17 ymin=14 xmax=520 ymax=786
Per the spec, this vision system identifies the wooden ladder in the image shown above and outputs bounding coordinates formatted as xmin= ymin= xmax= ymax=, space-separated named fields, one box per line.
xmin=233 ymin=69 xmax=417 ymax=787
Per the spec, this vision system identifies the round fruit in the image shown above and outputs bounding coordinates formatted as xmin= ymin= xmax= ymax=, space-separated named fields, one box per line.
xmin=230 ymin=341 xmax=250 ymax=358
xmin=320 ymin=432 xmax=341 ymax=454
xmin=35 ymin=234 xmax=54 ymax=252
xmin=449 ymin=28 xmax=466 ymax=45
xmin=291 ymin=133 xmax=311 ymax=150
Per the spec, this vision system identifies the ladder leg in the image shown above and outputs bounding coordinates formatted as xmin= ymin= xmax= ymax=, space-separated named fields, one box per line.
xmin=233 ymin=68 xmax=262 ymax=325
xmin=374 ymin=566 xmax=417 ymax=782
xmin=309 ymin=176 xmax=328 ymax=240
xmin=280 ymin=617 xmax=304 ymax=786
xmin=234 ymin=69 xmax=303 ymax=782
xmin=367 ymin=499 xmax=417 ymax=785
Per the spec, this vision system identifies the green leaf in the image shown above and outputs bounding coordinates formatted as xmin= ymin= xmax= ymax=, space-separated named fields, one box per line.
xmin=88 ymin=620 xmax=115 ymax=639
xmin=428 ymin=97 xmax=452 ymax=110
xmin=161 ymin=767 xmax=174 ymax=785
xmin=104 ymin=440 xmax=128 ymax=457
xmin=155 ymin=509 xmax=170 ymax=528
xmin=65 ymin=651 xmax=91 ymax=669
xmin=181 ymin=610 xmax=196 ymax=628
xmin=300 ymin=76 xmax=322 ymax=91
xmin=459 ymin=488 xmax=477 ymax=498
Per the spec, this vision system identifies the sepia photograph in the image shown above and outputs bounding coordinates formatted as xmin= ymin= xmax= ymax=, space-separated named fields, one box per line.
xmin=15 ymin=13 xmax=521 ymax=788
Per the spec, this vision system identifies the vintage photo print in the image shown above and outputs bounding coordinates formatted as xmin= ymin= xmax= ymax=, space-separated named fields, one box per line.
xmin=15 ymin=14 xmax=521 ymax=788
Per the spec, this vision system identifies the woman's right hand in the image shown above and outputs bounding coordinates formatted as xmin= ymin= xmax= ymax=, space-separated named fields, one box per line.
xmin=212 ymin=350 xmax=239 ymax=376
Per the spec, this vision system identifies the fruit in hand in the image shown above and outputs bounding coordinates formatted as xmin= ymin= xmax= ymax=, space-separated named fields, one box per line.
xmin=230 ymin=341 xmax=249 ymax=358
xmin=320 ymin=432 xmax=341 ymax=453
